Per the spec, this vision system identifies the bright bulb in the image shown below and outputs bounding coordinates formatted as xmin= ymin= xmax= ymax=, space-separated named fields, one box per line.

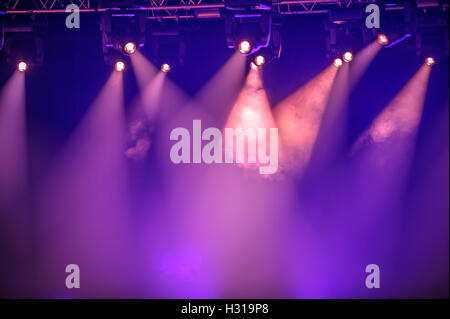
xmin=239 ymin=40 xmax=252 ymax=54
xmin=161 ymin=63 xmax=171 ymax=73
xmin=425 ymin=57 xmax=435 ymax=66
xmin=255 ymin=55 xmax=265 ymax=66
xmin=17 ymin=61 xmax=28 ymax=72
xmin=124 ymin=42 xmax=137 ymax=54
xmin=377 ymin=34 xmax=389 ymax=45
xmin=343 ymin=52 xmax=353 ymax=63
xmin=334 ymin=58 xmax=343 ymax=68
xmin=115 ymin=61 xmax=125 ymax=72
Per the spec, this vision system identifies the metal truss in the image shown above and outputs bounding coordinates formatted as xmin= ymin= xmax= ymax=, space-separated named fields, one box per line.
xmin=2 ymin=0 xmax=443 ymax=18
xmin=275 ymin=0 xmax=353 ymax=16
xmin=3 ymin=0 xmax=92 ymax=10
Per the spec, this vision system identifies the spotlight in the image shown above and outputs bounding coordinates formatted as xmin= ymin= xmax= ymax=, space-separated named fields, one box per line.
xmin=333 ymin=58 xmax=343 ymax=68
xmin=254 ymin=55 xmax=265 ymax=66
xmin=239 ymin=40 xmax=252 ymax=54
xmin=123 ymin=42 xmax=137 ymax=55
xmin=224 ymin=8 xmax=272 ymax=56
xmin=161 ymin=63 xmax=171 ymax=73
xmin=17 ymin=61 xmax=28 ymax=72
xmin=343 ymin=51 xmax=353 ymax=63
xmin=425 ymin=57 xmax=435 ymax=66
xmin=3 ymin=20 xmax=45 ymax=68
xmin=100 ymin=13 xmax=146 ymax=66
xmin=377 ymin=34 xmax=389 ymax=46
xmin=115 ymin=61 xmax=125 ymax=72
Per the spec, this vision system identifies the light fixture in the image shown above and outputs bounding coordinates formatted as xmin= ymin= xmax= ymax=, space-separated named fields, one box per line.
xmin=333 ymin=58 xmax=343 ymax=68
xmin=115 ymin=61 xmax=125 ymax=72
xmin=425 ymin=57 xmax=435 ymax=66
xmin=17 ymin=61 xmax=28 ymax=72
xmin=377 ymin=34 xmax=389 ymax=46
xmin=343 ymin=51 xmax=353 ymax=62
xmin=223 ymin=6 xmax=272 ymax=57
xmin=254 ymin=55 xmax=265 ymax=66
xmin=100 ymin=13 xmax=146 ymax=66
xmin=161 ymin=63 xmax=171 ymax=73
xmin=239 ymin=40 xmax=252 ymax=54
xmin=123 ymin=42 xmax=137 ymax=55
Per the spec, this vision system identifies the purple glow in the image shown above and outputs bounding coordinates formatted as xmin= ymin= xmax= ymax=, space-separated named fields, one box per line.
xmin=0 ymin=71 xmax=27 ymax=204
xmin=0 ymin=39 xmax=447 ymax=299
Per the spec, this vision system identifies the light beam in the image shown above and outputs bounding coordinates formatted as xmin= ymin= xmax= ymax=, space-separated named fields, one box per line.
xmin=273 ymin=64 xmax=338 ymax=175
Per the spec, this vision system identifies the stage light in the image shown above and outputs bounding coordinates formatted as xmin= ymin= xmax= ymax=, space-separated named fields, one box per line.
xmin=333 ymin=58 xmax=343 ymax=68
xmin=377 ymin=34 xmax=389 ymax=46
xmin=123 ymin=42 xmax=137 ymax=55
xmin=343 ymin=51 xmax=353 ymax=63
xmin=161 ymin=63 xmax=171 ymax=73
xmin=224 ymin=8 xmax=272 ymax=57
xmin=115 ymin=61 xmax=125 ymax=72
xmin=425 ymin=57 xmax=435 ymax=66
xmin=17 ymin=61 xmax=28 ymax=72
xmin=239 ymin=40 xmax=252 ymax=54
xmin=255 ymin=55 xmax=265 ymax=66
xmin=100 ymin=13 xmax=146 ymax=66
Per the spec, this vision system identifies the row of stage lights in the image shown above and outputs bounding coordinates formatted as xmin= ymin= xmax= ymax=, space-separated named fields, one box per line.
xmin=14 ymin=56 xmax=172 ymax=73
xmin=111 ymin=39 xmax=266 ymax=72
xmin=14 ymin=34 xmax=436 ymax=73
xmin=14 ymin=40 xmax=172 ymax=73
xmin=117 ymin=40 xmax=172 ymax=72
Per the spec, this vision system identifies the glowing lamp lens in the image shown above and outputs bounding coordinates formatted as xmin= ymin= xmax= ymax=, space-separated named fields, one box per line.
xmin=115 ymin=61 xmax=125 ymax=72
xmin=425 ymin=57 xmax=435 ymax=66
xmin=334 ymin=58 xmax=343 ymax=68
xmin=377 ymin=34 xmax=389 ymax=45
xmin=124 ymin=42 xmax=137 ymax=54
xmin=239 ymin=40 xmax=252 ymax=54
xmin=255 ymin=55 xmax=265 ymax=66
xmin=17 ymin=61 xmax=28 ymax=72
xmin=161 ymin=63 xmax=171 ymax=73
xmin=343 ymin=52 xmax=353 ymax=62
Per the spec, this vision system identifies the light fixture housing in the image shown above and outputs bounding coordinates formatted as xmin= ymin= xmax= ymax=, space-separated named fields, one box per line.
xmin=377 ymin=34 xmax=389 ymax=46
xmin=239 ymin=40 xmax=252 ymax=54
xmin=254 ymin=55 xmax=265 ymax=66
xmin=425 ymin=57 xmax=435 ymax=66
xmin=223 ymin=7 xmax=272 ymax=56
xmin=17 ymin=61 xmax=28 ymax=72
xmin=100 ymin=13 xmax=145 ymax=65
xmin=115 ymin=61 xmax=125 ymax=72
xmin=123 ymin=42 xmax=137 ymax=55
xmin=161 ymin=63 xmax=171 ymax=73
xmin=334 ymin=58 xmax=343 ymax=68
xmin=343 ymin=51 xmax=353 ymax=62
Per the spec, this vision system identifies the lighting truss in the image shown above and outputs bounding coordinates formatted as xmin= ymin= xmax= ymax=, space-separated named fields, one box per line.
xmin=3 ymin=1 xmax=444 ymax=19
